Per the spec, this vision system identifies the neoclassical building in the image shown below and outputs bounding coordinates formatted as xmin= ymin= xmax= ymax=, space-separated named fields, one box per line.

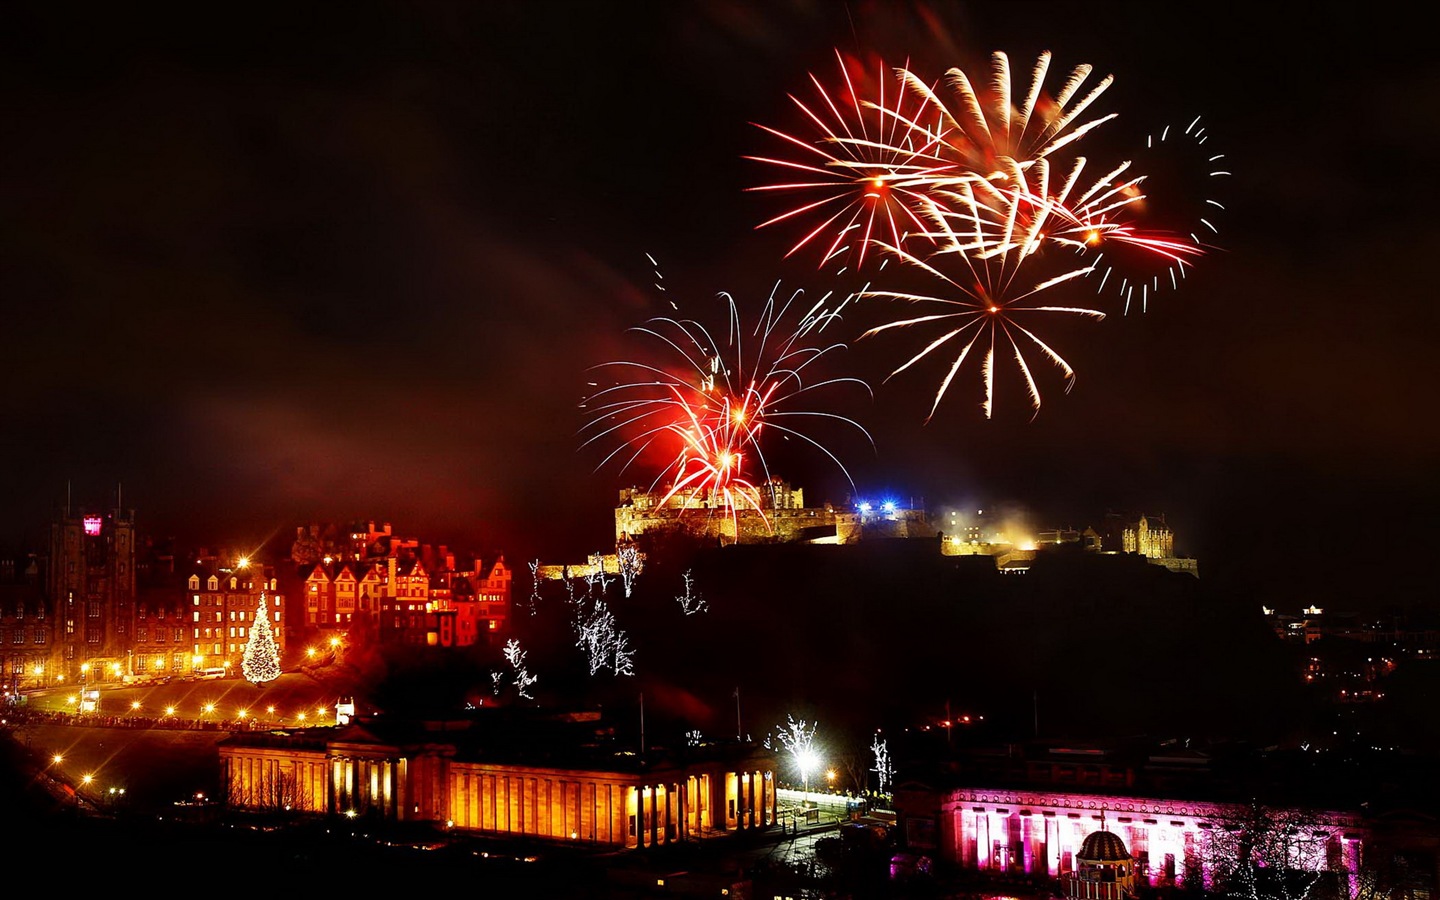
xmin=894 ymin=783 xmax=1366 ymax=894
xmin=219 ymin=709 xmax=779 ymax=849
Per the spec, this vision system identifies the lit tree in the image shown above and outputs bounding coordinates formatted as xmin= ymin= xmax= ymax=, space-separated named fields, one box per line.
xmin=871 ymin=732 xmax=894 ymax=795
xmin=1201 ymin=801 xmax=1340 ymax=900
xmin=775 ymin=715 xmax=821 ymax=800
xmin=526 ymin=560 xmax=542 ymax=615
xmin=501 ymin=638 xmax=538 ymax=700
xmin=576 ymin=599 xmax=636 ymax=677
xmin=241 ymin=593 xmax=281 ymax=684
xmin=617 ymin=544 xmax=643 ymax=597
xmin=675 ymin=569 xmax=708 ymax=615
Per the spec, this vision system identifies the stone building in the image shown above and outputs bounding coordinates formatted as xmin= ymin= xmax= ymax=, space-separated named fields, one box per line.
xmin=219 ymin=709 xmax=779 ymax=849
xmin=47 ymin=499 xmax=137 ymax=681
xmin=180 ymin=558 xmax=286 ymax=676
xmin=894 ymin=782 xmax=1365 ymax=894
xmin=2 ymin=498 xmax=290 ymax=695
xmin=614 ymin=481 xmax=929 ymax=547
xmin=298 ymin=552 xmax=511 ymax=647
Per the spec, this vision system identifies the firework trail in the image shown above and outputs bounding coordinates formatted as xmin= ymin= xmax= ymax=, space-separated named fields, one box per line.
xmin=1041 ymin=115 xmax=1230 ymax=314
xmin=753 ymin=48 xmax=1225 ymax=419
xmin=746 ymin=50 xmax=957 ymax=271
xmin=860 ymin=188 xmax=1105 ymax=421
xmin=890 ymin=50 xmax=1116 ymax=178
xmin=580 ymin=277 xmax=873 ymax=527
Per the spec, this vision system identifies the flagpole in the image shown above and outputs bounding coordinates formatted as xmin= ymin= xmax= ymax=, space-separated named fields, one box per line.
xmin=734 ymin=686 xmax=742 ymax=741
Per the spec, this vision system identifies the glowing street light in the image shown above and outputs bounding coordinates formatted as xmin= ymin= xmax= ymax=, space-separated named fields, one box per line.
xmin=797 ymin=749 xmax=820 ymax=803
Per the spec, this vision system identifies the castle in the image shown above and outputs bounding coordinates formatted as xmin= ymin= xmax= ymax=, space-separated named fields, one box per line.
xmin=607 ymin=482 xmax=1196 ymax=577
xmin=614 ymin=479 xmax=932 ymax=547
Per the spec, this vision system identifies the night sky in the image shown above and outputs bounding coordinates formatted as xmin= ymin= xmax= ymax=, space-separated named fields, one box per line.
xmin=3 ymin=1 xmax=1436 ymax=611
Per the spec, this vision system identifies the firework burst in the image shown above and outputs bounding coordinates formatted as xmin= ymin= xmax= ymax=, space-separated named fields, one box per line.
xmin=757 ymin=48 xmax=1225 ymax=420
xmin=746 ymin=50 xmax=956 ymax=270
xmin=891 ymin=50 xmax=1117 ymax=182
xmin=1051 ymin=115 xmax=1230 ymax=314
xmin=860 ymin=190 xmax=1106 ymax=422
xmin=580 ymin=280 xmax=872 ymax=526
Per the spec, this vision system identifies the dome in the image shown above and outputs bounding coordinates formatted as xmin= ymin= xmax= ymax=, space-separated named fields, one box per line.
xmin=1078 ymin=829 xmax=1131 ymax=863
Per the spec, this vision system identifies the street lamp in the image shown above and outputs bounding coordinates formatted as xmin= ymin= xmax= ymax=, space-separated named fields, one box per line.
xmin=797 ymin=749 xmax=819 ymax=804
xmin=78 ymin=663 xmax=91 ymax=714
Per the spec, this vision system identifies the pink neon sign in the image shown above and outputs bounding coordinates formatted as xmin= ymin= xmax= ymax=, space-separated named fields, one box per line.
xmin=83 ymin=516 xmax=102 ymax=536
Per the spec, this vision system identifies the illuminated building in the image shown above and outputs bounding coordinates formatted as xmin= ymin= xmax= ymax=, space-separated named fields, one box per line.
xmin=1063 ymin=821 xmax=1138 ymax=900
xmin=1 ymin=496 xmax=293 ymax=693
xmin=614 ymin=481 xmax=930 ymax=547
xmin=896 ymin=784 xmax=1365 ymax=893
xmin=219 ymin=709 xmax=779 ymax=848
xmin=0 ymin=554 xmax=48 ymax=698
xmin=46 ymin=494 xmax=136 ymax=682
xmin=299 ymin=552 xmax=512 ymax=647
xmin=892 ymin=740 xmax=1379 ymax=894
xmin=182 ymin=558 xmax=286 ymax=676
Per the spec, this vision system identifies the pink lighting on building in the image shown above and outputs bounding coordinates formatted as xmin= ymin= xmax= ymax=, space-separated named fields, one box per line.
xmin=904 ymin=787 xmax=1365 ymax=896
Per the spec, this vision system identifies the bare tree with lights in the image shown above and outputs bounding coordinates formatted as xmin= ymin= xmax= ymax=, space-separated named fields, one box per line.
xmin=228 ymin=767 xmax=311 ymax=813
xmin=576 ymin=598 xmax=635 ymax=677
xmin=1201 ymin=801 xmax=1341 ymax=900
xmin=526 ymin=559 xmax=542 ymax=615
xmin=871 ymin=732 xmax=894 ymax=796
xmin=675 ymin=569 xmax=708 ymax=615
xmin=241 ymin=593 xmax=281 ymax=685
xmin=617 ymin=544 xmax=643 ymax=597
xmin=775 ymin=715 xmax=821 ymax=801
xmin=499 ymin=638 xmax=538 ymax=700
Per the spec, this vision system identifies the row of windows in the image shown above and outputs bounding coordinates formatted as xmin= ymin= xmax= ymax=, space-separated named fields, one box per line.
xmin=134 ymin=628 xmax=187 ymax=643
xmin=196 ymin=626 xmax=254 ymax=640
xmin=187 ymin=576 xmax=280 ymax=591
xmin=131 ymin=654 xmax=189 ymax=673
xmin=3 ymin=628 xmax=48 ymax=644
xmin=192 ymin=594 xmax=283 ymax=607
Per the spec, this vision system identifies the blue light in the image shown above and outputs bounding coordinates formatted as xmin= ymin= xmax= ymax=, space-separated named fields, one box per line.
xmin=882 ymin=501 xmax=896 ymax=512
xmin=858 ymin=502 xmax=872 ymax=512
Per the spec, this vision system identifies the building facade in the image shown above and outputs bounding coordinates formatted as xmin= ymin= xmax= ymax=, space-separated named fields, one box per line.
xmin=181 ymin=560 xmax=286 ymax=676
xmin=2 ymin=500 xmax=287 ymax=698
xmin=895 ymin=784 xmax=1366 ymax=895
xmin=614 ymin=481 xmax=930 ymax=548
xmin=219 ymin=712 xmax=780 ymax=849
xmin=298 ymin=552 xmax=512 ymax=647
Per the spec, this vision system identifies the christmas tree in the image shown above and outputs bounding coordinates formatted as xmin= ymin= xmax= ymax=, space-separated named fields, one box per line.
xmin=242 ymin=592 xmax=281 ymax=684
